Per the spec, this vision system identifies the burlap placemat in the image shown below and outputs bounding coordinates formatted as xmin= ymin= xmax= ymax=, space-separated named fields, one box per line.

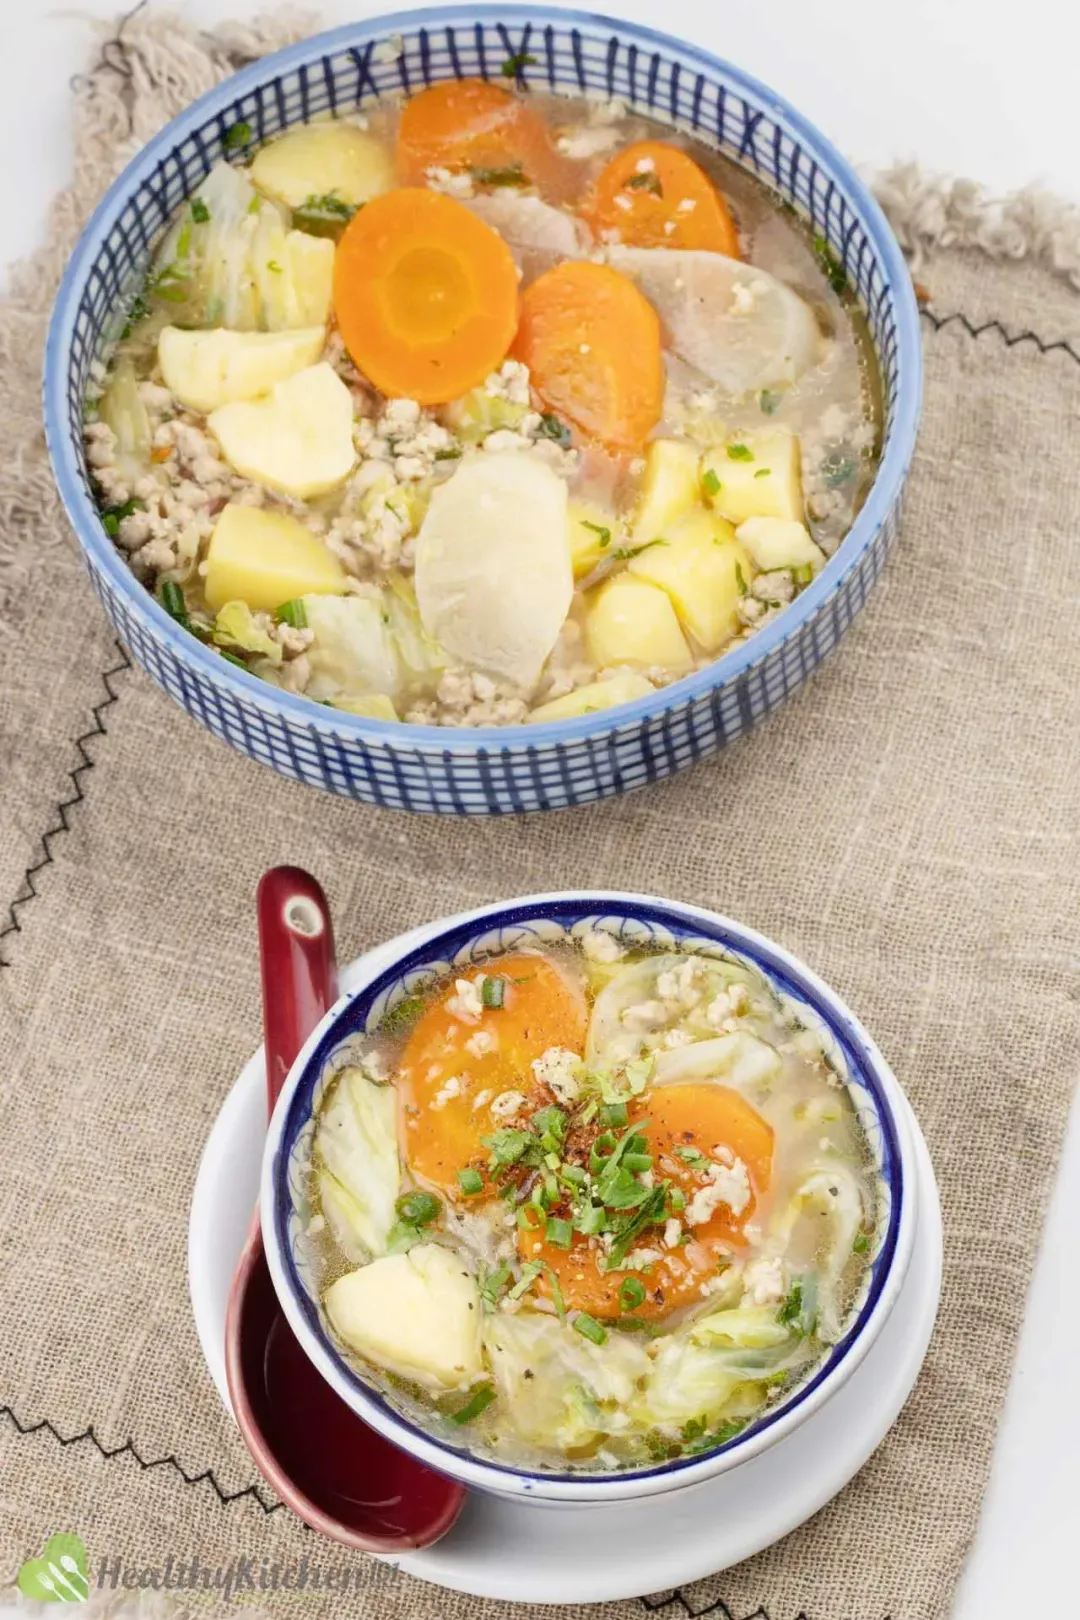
xmin=3 ymin=9 xmax=1080 ymax=1619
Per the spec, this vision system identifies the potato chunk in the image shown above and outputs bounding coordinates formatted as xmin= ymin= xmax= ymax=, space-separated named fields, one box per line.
xmin=251 ymin=122 xmax=394 ymax=210
xmin=208 ymin=362 xmax=356 ymax=499
xmin=632 ymin=437 xmax=702 ymax=545
xmin=323 ymin=1243 xmax=483 ymax=1391
xmin=204 ymin=504 xmax=346 ymax=613
xmin=736 ymin=517 xmax=826 ymax=575
xmin=157 ymin=325 xmax=325 ymax=413
xmin=586 ymin=575 xmax=693 ymax=671
xmin=567 ymin=499 xmax=619 ymax=580
xmin=702 ymin=429 xmax=804 ymax=527
xmin=528 ymin=672 xmax=655 ymax=724
xmin=629 ymin=509 xmax=751 ymax=653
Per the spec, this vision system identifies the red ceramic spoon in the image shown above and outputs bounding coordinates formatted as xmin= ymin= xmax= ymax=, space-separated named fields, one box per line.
xmin=224 ymin=865 xmax=465 ymax=1550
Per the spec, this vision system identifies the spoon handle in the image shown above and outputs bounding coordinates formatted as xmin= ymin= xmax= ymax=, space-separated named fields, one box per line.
xmin=256 ymin=867 xmax=339 ymax=1115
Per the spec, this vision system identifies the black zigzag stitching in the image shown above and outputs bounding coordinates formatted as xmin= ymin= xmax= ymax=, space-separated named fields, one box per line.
xmin=0 ymin=1403 xmax=280 ymax=1516
xmin=639 ymin=1595 xmax=812 ymax=1620
xmin=921 ymin=305 xmax=1080 ymax=367
xmin=0 ymin=644 xmax=132 ymax=969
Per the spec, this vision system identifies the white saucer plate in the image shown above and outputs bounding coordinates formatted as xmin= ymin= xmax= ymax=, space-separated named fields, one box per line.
xmin=189 ymin=923 xmax=942 ymax=1606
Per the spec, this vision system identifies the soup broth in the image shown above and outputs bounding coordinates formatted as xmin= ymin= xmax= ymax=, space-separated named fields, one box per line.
xmin=301 ymin=930 xmax=880 ymax=1473
xmin=85 ymin=74 xmax=881 ymax=728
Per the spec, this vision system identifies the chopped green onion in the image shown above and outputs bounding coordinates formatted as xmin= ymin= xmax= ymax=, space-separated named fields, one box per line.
xmin=509 ymin=1260 xmax=543 ymax=1300
xmin=545 ymin=1216 xmax=573 ymax=1249
xmin=224 ymin=119 xmax=253 ymax=150
xmin=395 ymin=1190 xmax=441 ymax=1227
xmin=590 ymin=1132 xmax=618 ymax=1173
xmin=734 ymin=562 xmax=748 ymax=596
xmin=572 ymin=1311 xmax=607 ymax=1346
xmin=469 ymin=163 xmax=529 ymax=187
xmin=484 ymin=1127 xmax=535 ymax=1168
xmin=219 ymin=651 xmax=246 ymax=669
xmin=500 ymin=50 xmax=538 ymax=77
xmin=190 ymin=196 xmax=210 ymax=224
xmin=457 ymin=1168 xmax=484 ymax=1196
xmin=669 ymin=1187 xmax=686 ymax=1213
xmin=599 ymin=1101 xmax=628 ymax=1129
xmin=674 ymin=1144 xmax=707 ymax=1167
xmin=536 ymin=412 xmax=572 ymax=447
xmin=702 ymin=467 xmax=721 ymax=496
xmin=379 ymin=993 xmax=427 ymax=1035
xmin=160 ymin=580 xmax=187 ymax=622
xmin=753 ymin=467 xmax=771 ymax=479
xmin=543 ymin=1262 xmax=567 ymax=1319
xmin=727 ymin=443 xmax=754 ymax=461
xmin=581 ymin=520 xmax=612 ymax=546
xmin=618 ymin=1276 xmax=646 ymax=1311
xmin=561 ymin=1164 xmax=587 ymax=1187
xmin=275 ymin=598 xmax=307 ymax=629
xmin=479 ymin=1262 xmax=512 ymax=1308
xmin=447 ymin=1383 xmax=496 ymax=1425
xmin=626 ymin=171 xmax=662 ymax=196
xmin=481 ymin=974 xmax=506 ymax=1009
xmin=622 ymin=1151 xmax=652 ymax=1173
xmin=533 ymin=1106 xmax=567 ymax=1142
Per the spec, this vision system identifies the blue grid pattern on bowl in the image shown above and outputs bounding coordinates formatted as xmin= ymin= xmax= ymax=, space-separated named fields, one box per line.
xmin=44 ymin=5 xmax=921 ymax=815
xmin=269 ymin=896 xmax=906 ymax=1488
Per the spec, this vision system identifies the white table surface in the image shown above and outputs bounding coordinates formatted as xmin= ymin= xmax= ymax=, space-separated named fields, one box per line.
xmin=5 ymin=3 xmax=1079 ymax=1614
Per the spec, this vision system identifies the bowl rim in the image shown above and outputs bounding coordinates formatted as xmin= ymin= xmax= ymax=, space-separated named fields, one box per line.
xmin=44 ymin=4 xmax=922 ymax=755
xmin=259 ymin=889 xmax=919 ymax=1502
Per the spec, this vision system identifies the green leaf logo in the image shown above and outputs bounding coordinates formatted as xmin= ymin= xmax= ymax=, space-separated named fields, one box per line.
xmin=17 ymin=1534 xmax=89 ymax=1602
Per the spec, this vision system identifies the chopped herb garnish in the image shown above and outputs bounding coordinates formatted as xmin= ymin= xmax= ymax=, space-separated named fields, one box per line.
xmin=734 ymin=562 xmax=748 ymax=596
xmin=572 ymin=1311 xmax=607 ymax=1346
xmin=469 ymin=163 xmax=529 ymax=188
xmin=618 ymin=1276 xmax=646 ymax=1311
xmin=777 ymin=1272 xmax=819 ymax=1337
xmin=481 ymin=974 xmax=506 ymax=1009
xmin=702 ymin=467 xmax=721 ymax=497
xmin=292 ymin=191 xmax=358 ymax=239
xmin=609 ymin=539 xmax=669 ymax=562
xmin=543 ymin=1262 xmax=567 ymax=1319
xmin=581 ymin=519 xmax=612 ymax=546
xmin=536 ymin=412 xmax=572 ymax=448
xmin=626 ymin=170 xmax=663 ymax=196
xmin=190 ymin=196 xmax=210 ymax=224
xmin=727 ymin=443 xmax=754 ymax=461
xmin=458 ymin=1168 xmax=484 ymax=1196
xmin=275 ymin=598 xmax=307 ymax=629
xmin=606 ymin=1183 xmax=669 ymax=1269
xmin=599 ymin=1101 xmax=629 ymax=1129
xmin=396 ymin=1190 xmax=441 ymax=1227
xmin=484 ymin=1127 xmax=537 ymax=1170
xmin=533 ymin=1106 xmax=568 ymax=1145
xmin=853 ymin=1231 xmax=871 ymax=1254
xmin=681 ymin=1416 xmax=747 ymax=1455
xmin=759 ymin=389 xmax=781 ymax=415
xmin=266 ymin=259 xmax=283 ymax=274
xmin=545 ymin=1216 xmax=573 ymax=1249
xmin=668 ymin=1186 xmax=685 ymax=1213
xmin=434 ymin=447 xmax=463 ymax=461
xmin=500 ymin=50 xmax=537 ymax=77
xmin=447 ymin=1383 xmax=496 ymax=1425
xmin=223 ymin=119 xmax=253 ymax=151
xmin=681 ymin=1415 xmax=708 ymax=1442
xmin=379 ymin=993 xmax=429 ymax=1035
xmin=673 ymin=1144 xmax=707 ymax=1167
xmin=753 ymin=467 xmax=770 ymax=479
xmin=219 ymin=651 xmax=247 ymax=669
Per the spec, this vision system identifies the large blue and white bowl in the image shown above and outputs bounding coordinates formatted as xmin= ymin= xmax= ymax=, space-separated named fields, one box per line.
xmin=45 ymin=7 xmax=921 ymax=815
xmin=260 ymin=891 xmax=918 ymax=1503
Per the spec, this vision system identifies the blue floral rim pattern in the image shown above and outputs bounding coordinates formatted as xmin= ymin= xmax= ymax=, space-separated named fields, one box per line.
xmin=267 ymin=896 xmax=906 ymax=1490
xmin=44 ymin=6 xmax=922 ymax=813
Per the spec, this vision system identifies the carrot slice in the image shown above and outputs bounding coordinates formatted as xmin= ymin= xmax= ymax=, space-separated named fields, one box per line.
xmin=584 ymin=140 xmax=741 ymax=257
xmin=333 ymin=187 xmax=519 ymax=404
xmin=397 ymin=953 xmax=586 ymax=1193
xmin=511 ymin=261 xmax=663 ymax=451
xmin=521 ymin=1083 xmax=774 ymax=1322
xmin=397 ymin=78 xmax=567 ymax=196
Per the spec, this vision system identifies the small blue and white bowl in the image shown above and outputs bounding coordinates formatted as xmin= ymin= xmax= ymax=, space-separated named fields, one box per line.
xmin=44 ymin=7 xmax=921 ymax=816
xmin=260 ymin=891 xmax=918 ymax=1504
